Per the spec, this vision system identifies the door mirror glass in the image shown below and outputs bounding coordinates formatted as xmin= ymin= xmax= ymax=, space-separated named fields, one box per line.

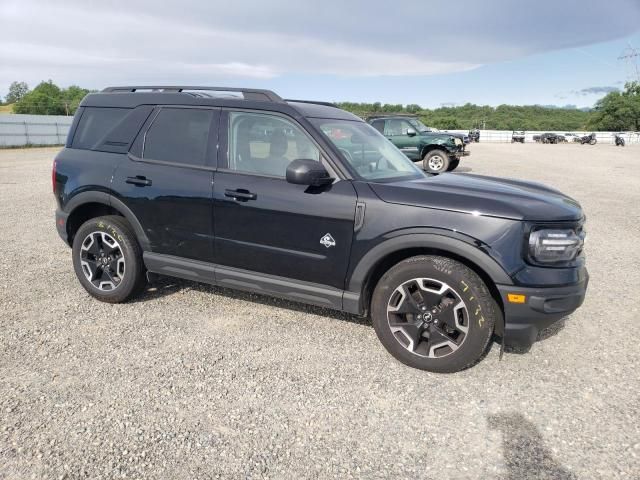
xmin=406 ymin=127 xmax=417 ymax=137
xmin=286 ymin=159 xmax=333 ymax=186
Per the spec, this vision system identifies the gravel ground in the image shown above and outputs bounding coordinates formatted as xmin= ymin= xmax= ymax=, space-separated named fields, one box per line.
xmin=1 ymin=143 xmax=639 ymax=479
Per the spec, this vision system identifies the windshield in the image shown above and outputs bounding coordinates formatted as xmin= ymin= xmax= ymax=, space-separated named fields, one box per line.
xmin=310 ymin=119 xmax=425 ymax=181
xmin=408 ymin=118 xmax=433 ymax=132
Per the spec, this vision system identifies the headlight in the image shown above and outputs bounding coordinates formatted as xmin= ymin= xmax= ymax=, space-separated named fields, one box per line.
xmin=528 ymin=228 xmax=585 ymax=264
xmin=453 ymin=138 xmax=462 ymax=146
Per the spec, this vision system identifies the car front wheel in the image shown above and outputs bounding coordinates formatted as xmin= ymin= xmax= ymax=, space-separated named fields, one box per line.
xmin=423 ymin=149 xmax=450 ymax=174
xmin=371 ymin=255 xmax=499 ymax=373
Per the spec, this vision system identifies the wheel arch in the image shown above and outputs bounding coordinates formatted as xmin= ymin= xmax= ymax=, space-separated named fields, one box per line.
xmin=345 ymin=233 xmax=511 ymax=334
xmin=420 ymin=144 xmax=451 ymax=159
xmin=65 ymin=191 xmax=150 ymax=250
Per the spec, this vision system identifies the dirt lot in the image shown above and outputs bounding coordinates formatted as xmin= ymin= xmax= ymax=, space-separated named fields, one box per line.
xmin=1 ymin=143 xmax=639 ymax=479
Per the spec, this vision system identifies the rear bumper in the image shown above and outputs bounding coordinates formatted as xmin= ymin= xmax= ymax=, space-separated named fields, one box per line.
xmin=55 ymin=208 xmax=70 ymax=246
xmin=497 ymin=273 xmax=589 ymax=349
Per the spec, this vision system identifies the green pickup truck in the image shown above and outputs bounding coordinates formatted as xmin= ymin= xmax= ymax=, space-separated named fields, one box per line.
xmin=367 ymin=115 xmax=470 ymax=173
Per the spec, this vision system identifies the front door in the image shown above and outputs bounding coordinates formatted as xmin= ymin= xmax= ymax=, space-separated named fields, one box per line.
xmin=385 ymin=118 xmax=421 ymax=160
xmin=213 ymin=110 xmax=357 ymax=289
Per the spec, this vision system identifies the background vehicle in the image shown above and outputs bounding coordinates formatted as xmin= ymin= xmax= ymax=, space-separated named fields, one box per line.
xmin=614 ymin=133 xmax=625 ymax=146
xmin=367 ymin=115 xmax=469 ymax=173
xmin=564 ymin=133 xmax=581 ymax=143
xmin=540 ymin=132 xmax=559 ymax=144
xmin=511 ymin=131 xmax=525 ymax=143
xmin=580 ymin=133 xmax=597 ymax=145
xmin=53 ymin=85 xmax=588 ymax=373
xmin=468 ymin=129 xmax=480 ymax=142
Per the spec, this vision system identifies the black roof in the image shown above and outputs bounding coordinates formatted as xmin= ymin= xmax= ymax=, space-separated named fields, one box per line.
xmin=80 ymin=86 xmax=360 ymax=121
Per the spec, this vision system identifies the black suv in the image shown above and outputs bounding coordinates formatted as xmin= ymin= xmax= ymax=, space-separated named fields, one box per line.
xmin=53 ymin=86 xmax=588 ymax=373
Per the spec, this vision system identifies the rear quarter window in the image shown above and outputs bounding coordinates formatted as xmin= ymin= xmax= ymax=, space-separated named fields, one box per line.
xmin=72 ymin=107 xmax=129 ymax=150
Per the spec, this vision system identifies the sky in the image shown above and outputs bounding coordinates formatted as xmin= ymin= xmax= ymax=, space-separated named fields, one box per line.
xmin=1 ymin=0 xmax=640 ymax=108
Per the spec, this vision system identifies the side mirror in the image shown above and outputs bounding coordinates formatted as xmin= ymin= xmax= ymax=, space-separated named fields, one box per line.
xmin=406 ymin=128 xmax=417 ymax=137
xmin=286 ymin=159 xmax=333 ymax=187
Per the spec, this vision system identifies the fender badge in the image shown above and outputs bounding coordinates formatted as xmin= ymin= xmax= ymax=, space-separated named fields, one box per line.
xmin=320 ymin=233 xmax=336 ymax=248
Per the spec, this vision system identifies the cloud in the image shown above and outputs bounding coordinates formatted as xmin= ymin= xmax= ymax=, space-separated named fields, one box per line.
xmin=572 ymin=86 xmax=621 ymax=96
xmin=1 ymin=0 xmax=640 ymax=94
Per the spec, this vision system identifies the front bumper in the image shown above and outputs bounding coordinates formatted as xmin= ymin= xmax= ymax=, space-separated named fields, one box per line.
xmin=497 ymin=273 xmax=589 ymax=349
xmin=452 ymin=150 xmax=471 ymax=158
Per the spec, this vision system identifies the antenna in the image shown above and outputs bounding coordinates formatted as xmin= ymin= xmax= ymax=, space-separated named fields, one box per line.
xmin=618 ymin=43 xmax=640 ymax=82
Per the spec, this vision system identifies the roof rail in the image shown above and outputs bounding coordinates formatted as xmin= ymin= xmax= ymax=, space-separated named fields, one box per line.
xmin=285 ymin=99 xmax=338 ymax=108
xmin=101 ymin=86 xmax=283 ymax=102
xmin=365 ymin=113 xmax=419 ymax=120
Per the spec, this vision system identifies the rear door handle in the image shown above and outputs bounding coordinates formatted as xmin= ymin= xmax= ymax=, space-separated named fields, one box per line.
xmin=224 ymin=189 xmax=257 ymax=201
xmin=126 ymin=176 xmax=152 ymax=187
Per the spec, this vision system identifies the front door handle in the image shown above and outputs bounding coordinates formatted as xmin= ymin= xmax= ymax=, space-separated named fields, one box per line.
xmin=126 ymin=176 xmax=152 ymax=187
xmin=224 ymin=189 xmax=257 ymax=201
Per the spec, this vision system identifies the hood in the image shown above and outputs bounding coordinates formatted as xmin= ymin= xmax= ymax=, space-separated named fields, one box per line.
xmin=419 ymin=131 xmax=456 ymax=140
xmin=369 ymin=173 xmax=583 ymax=221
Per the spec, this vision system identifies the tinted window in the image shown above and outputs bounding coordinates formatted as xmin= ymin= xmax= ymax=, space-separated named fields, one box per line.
xmin=143 ymin=108 xmax=213 ymax=166
xmin=228 ymin=112 xmax=320 ymax=177
xmin=72 ymin=107 xmax=129 ymax=149
xmin=371 ymin=119 xmax=384 ymax=133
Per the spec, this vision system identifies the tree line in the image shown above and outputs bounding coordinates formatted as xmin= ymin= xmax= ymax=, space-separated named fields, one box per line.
xmin=1 ymin=80 xmax=92 ymax=116
xmin=2 ymin=80 xmax=639 ymax=131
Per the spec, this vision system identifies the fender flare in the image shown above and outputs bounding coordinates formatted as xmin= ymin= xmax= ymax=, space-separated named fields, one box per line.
xmin=344 ymin=232 xmax=513 ymax=322
xmin=64 ymin=191 xmax=150 ymax=250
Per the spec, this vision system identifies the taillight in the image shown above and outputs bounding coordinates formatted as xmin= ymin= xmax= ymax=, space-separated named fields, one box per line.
xmin=52 ymin=159 xmax=57 ymax=193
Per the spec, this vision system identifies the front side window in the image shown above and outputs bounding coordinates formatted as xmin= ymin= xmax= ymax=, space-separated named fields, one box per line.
xmin=311 ymin=119 xmax=425 ymax=181
xmin=228 ymin=112 xmax=320 ymax=177
xmin=143 ymin=108 xmax=213 ymax=166
xmin=384 ymin=119 xmax=414 ymax=136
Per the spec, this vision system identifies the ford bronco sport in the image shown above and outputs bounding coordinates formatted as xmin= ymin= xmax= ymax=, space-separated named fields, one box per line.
xmin=367 ymin=115 xmax=469 ymax=173
xmin=53 ymin=86 xmax=588 ymax=373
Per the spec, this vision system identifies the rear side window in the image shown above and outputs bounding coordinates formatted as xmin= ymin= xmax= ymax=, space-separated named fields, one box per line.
xmin=72 ymin=107 xmax=129 ymax=149
xmin=143 ymin=108 xmax=213 ymax=166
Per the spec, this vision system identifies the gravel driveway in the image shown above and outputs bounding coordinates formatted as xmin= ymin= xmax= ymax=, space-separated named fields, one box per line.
xmin=1 ymin=144 xmax=639 ymax=479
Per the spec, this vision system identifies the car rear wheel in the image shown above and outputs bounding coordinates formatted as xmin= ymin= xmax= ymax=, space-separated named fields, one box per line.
xmin=423 ymin=149 xmax=450 ymax=174
xmin=371 ymin=255 xmax=499 ymax=373
xmin=72 ymin=215 xmax=146 ymax=303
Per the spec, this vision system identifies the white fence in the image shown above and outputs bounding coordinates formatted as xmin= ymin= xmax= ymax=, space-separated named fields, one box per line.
xmin=448 ymin=130 xmax=640 ymax=144
xmin=1 ymin=114 xmax=639 ymax=147
xmin=0 ymin=114 xmax=73 ymax=147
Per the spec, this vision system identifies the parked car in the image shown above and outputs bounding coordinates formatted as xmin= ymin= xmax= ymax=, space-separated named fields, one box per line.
xmin=468 ymin=129 xmax=480 ymax=142
xmin=53 ymin=85 xmax=588 ymax=373
xmin=367 ymin=115 xmax=469 ymax=173
xmin=580 ymin=133 xmax=597 ymax=145
xmin=540 ymin=133 xmax=560 ymax=144
xmin=511 ymin=131 xmax=525 ymax=143
xmin=564 ymin=133 xmax=581 ymax=143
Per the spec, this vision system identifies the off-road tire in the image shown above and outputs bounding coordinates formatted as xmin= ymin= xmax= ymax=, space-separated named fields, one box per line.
xmin=72 ymin=215 xmax=146 ymax=303
xmin=423 ymin=149 xmax=450 ymax=174
xmin=371 ymin=255 xmax=499 ymax=373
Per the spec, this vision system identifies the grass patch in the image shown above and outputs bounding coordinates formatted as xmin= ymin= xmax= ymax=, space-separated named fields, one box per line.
xmin=0 ymin=104 xmax=14 ymax=114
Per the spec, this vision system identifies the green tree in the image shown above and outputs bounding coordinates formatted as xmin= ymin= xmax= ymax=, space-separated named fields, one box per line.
xmin=589 ymin=82 xmax=640 ymax=131
xmin=13 ymin=81 xmax=90 ymax=115
xmin=5 ymin=81 xmax=29 ymax=104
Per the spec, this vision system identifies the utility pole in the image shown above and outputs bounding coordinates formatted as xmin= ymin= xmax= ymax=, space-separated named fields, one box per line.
xmin=618 ymin=44 xmax=640 ymax=82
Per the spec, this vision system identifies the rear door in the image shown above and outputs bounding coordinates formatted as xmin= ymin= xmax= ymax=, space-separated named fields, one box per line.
xmin=385 ymin=119 xmax=421 ymax=159
xmin=212 ymin=110 xmax=357 ymax=289
xmin=113 ymin=106 xmax=219 ymax=262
